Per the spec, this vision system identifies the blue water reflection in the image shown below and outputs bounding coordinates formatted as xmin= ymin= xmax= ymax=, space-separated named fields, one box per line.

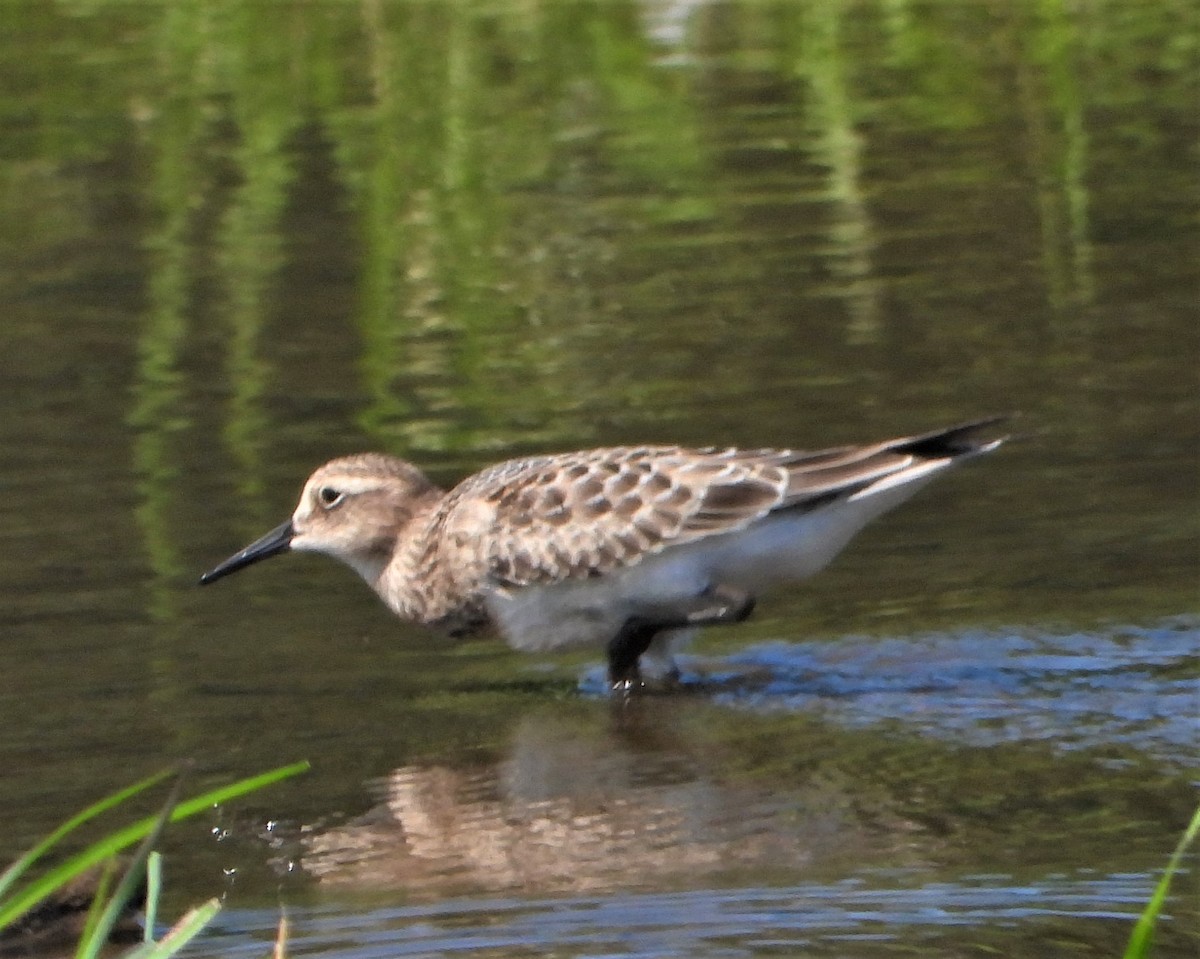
xmin=193 ymin=873 xmax=1158 ymax=958
xmin=581 ymin=620 xmax=1198 ymax=766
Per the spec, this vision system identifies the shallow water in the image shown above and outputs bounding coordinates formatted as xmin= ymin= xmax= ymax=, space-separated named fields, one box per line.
xmin=194 ymin=875 xmax=1173 ymax=959
xmin=708 ymin=621 xmax=1199 ymax=765
xmin=1 ymin=1 xmax=1198 ymax=957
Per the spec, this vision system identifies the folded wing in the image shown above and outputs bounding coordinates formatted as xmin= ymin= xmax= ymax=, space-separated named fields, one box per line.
xmin=439 ymin=417 xmax=1005 ymax=589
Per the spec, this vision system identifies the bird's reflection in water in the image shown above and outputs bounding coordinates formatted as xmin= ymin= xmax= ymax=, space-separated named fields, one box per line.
xmin=298 ymin=698 xmax=920 ymax=897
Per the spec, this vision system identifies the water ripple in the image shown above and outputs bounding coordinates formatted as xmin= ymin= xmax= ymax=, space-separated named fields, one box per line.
xmin=192 ymin=873 xmax=1160 ymax=958
xmin=584 ymin=619 xmax=1199 ymax=766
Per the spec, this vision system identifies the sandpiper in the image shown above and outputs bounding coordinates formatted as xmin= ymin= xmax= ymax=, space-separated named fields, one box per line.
xmin=201 ymin=418 xmax=1005 ymax=689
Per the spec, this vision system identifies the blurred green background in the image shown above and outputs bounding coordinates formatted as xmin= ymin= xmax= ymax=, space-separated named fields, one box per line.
xmin=1 ymin=1 xmax=1196 ymax=956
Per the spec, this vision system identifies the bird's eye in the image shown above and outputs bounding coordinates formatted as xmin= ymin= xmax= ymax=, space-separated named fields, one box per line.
xmin=318 ymin=486 xmax=344 ymax=508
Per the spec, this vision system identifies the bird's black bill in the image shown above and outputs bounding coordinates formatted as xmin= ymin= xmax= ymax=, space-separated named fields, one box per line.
xmin=199 ymin=520 xmax=294 ymax=585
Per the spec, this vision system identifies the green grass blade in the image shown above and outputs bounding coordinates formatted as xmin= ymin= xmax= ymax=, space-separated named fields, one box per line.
xmin=0 ymin=769 xmax=173 ymax=901
xmin=1123 ymin=803 xmax=1200 ymax=959
xmin=143 ymin=852 xmax=162 ymax=943
xmin=73 ymin=860 xmax=119 ymax=955
xmin=164 ymin=761 xmax=309 ymax=822
xmin=121 ymin=899 xmax=221 ymax=959
xmin=76 ymin=777 xmax=185 ymax=959
xmin=0 ymin=761 xmax=307 ymax=931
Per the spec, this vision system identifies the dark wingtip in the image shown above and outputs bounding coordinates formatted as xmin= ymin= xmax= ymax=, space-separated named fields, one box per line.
xmin=900 ymin=414 xmax=1015 ymax=458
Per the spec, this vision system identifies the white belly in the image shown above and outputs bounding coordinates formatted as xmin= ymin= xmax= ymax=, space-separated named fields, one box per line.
xmin=483 ymin=463 xmax=945 ymax=654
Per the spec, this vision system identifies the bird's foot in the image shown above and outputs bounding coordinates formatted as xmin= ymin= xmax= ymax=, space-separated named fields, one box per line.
xmin=609 ymin=676 xmax=645 ymax=697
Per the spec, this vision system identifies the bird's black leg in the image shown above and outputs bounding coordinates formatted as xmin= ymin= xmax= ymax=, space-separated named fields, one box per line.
xmin=606 ymin=618 xmax=660 ymax=690
xmin=606 ymin=584 xmax=756 ymax=691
